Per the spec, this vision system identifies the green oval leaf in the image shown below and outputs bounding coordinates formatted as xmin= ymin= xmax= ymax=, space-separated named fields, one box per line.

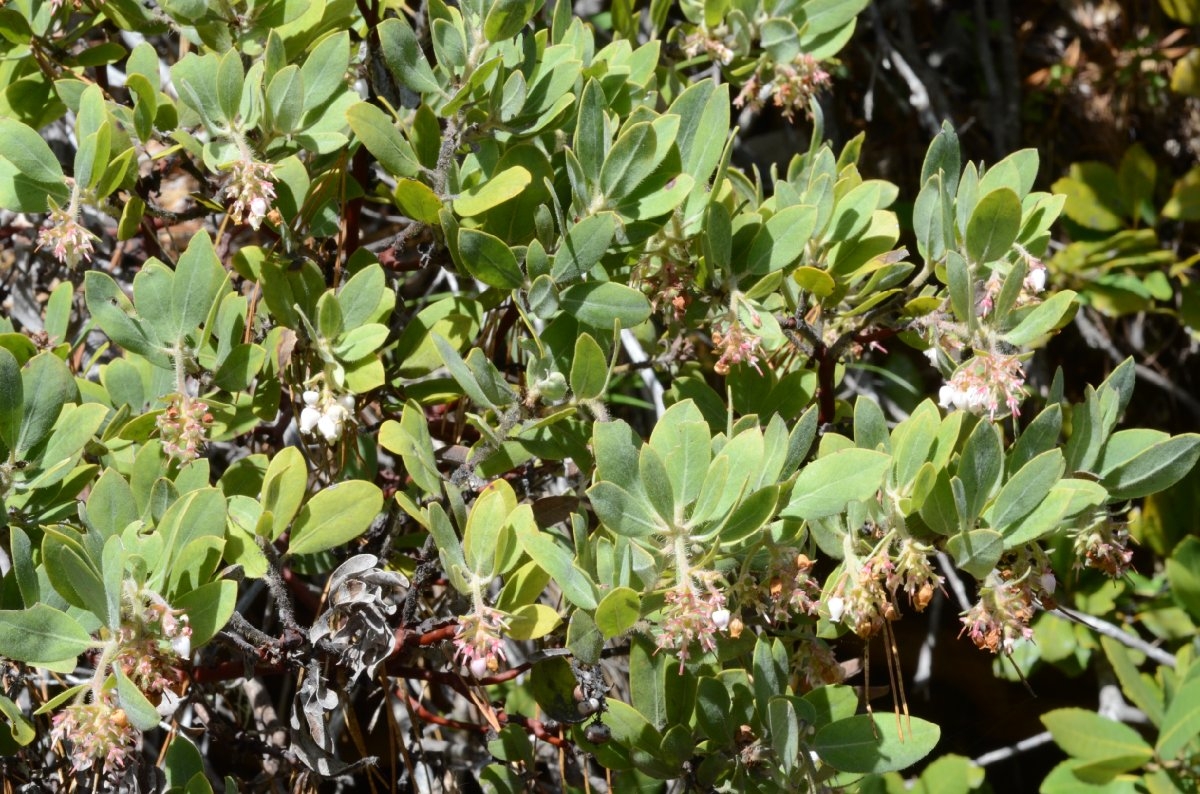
xmin=1002 ymin=290 xmax=1078 ymax=347
xmin=782 ymin=449 xmax=890 ymax=520
xmin=457 ymin=228 xmax=525 ymax=289
xmin=175 ymin=582 xmax=238 ymax=652
xmin=587 ymin=481 xmax=663 ymax=537
xmin=1102 ymin=434 xmax=1200 ymax=501
xmin=0 ymin=118 xmax=66 ymax=185
xmin=17 ymin=352 xmax=76 ymax=457
xmin=966 ymin=188 xmax=1021 ymax=264
xmin=813 ymin=713 xmax=941 ymax=774
xmin=115 ymin=668 xmax=162 ymax=731
xmin=596 ymin=586 xmax=641 ymax=639
xmin=551 ymin=213 xmax=616 ymax=284
xmin=1041 ymin=707 xmax=1153 ymax=774
xmin=512 ymin=513 xmax=598 ymax=610
xmin=453 ymin=166 xmax=532 ymax=216
xmin=569 ymin=332 xmax=608 ymax=401
xmin=560 ymin=281 xmax=652 ymax=328
xmin=0 ymin=347 xmax=21 ymax=453
xmin=346 ymin=101 xmax=420 ymax=178
xmin=288 ymin=480 xmax=383 ymax=556
xmin=0 ymin=604 xmax=93 ymax=665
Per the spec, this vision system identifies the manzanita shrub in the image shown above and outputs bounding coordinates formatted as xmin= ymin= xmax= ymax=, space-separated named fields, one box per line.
xmin=1 ymin=0 xmax=1199 ymax=791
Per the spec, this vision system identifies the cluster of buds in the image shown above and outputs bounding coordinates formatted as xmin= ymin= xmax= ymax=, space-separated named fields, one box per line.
xmin=826 ymin=552 xmax=895 ymax=639
xmin=454 ymin=606 xmax=510 ymax=678
xmin=712 ymin=320 xmax=764 ymax=375
xmin=938 ymin=351 xmax=1028 ymax=419
xmin=51 ymin=694 xmax=138 ymax=775
xmin=298 ymin=388 xmax=356 ymax=443
xmin=37 ymin=201 xmax=97 ymax=267
xmin=157 ymin=393 xmax=212 ymax=462
xmin=960 ymin=569 xmax=1037 ymax=655
xmin=681 ymin=28 xmax=735 ymax=65
xmin=735 ymin=53 xmax=832 ymax=120
xmin=656 ymin=572 xmax=730 ymax=673
xmin=224 ymin=158 xmax=276 ymax=230
xmin=1073 ymin=512 xmax=1134 ymax=578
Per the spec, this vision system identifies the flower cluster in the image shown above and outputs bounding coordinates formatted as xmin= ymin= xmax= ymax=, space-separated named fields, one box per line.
xmin=743 ymin=550 xmax=822 ymax=624
xmin=656 ymin=573 xmax=730 ymax=673
xmin=735 ymin=53 xmax=832 ymax=120
xmin=681 ymin=28 xmax=735 ymax=65
xmin=51 ymin=695 xmax=138 ymax=775
xmin=37 ymin=202 xmax=97 ymax=267
xmin=645 ymin=259 xmax=693 ymax=324
xmin=792 ymin=636 xmax=845 ymax=691
xmin=827 ymin=552 xmax=894 ymax=639
xmin=1073 ymin=513 xmax=1134 ymax=578
xmin=454 ymin=606 xmax=510 ymax=678
xmin=298 ymin=388 xmax=356 ymax=443
xmin=938 ymin=351 xmax=1028 ymax=418
xmin=114 ymin=593 xmax=192 ymax=696
xmin=960 ymin=570 xmax=1036 ymax=654
xmin=156 ymin=393 xmax=212 ymax=462
xmin=224 ymin=158 xmax=276 ymax=230
xmin=890 ymin=538 xmax=943 ymax=612
xmin=713 ymin=321 xmax=764 ymax=375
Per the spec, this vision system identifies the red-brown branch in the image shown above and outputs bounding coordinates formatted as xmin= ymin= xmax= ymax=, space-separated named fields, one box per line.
xmin=403 ymin=692 xmax=568 ymax=748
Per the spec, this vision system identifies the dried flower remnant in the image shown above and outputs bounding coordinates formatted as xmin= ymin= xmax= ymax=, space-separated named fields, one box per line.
xmin=37 ymin=201 xmax=98 ymax=267
xmin=51 ymin=694 xmax=138 ymax=775
xmin=645 ymin=259 xmax=693 ymax=323
xmin=742 ymin=549 xmax=822 ymax=624
xmin=1073 ymin=512 xmax=1134 ymax=578
xmin=310 ymin=554 xmax=408 ymax=682
xmin=224 ymin=158 xmax=276 ymax=230
xmin=156 ymin=393 xmax=213 ymax=462
xmin=681 ymin=28 xmax=735 ymax=64
xmin=891 ymin=539 xmax=943 ymax=612
xmin=960 ymin=570 xmax=1035 ymax=654
xmin=793 ymin=636 xmax=845 ymax=690
xmin=735 ymin=53 xmax=832 ymax=120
